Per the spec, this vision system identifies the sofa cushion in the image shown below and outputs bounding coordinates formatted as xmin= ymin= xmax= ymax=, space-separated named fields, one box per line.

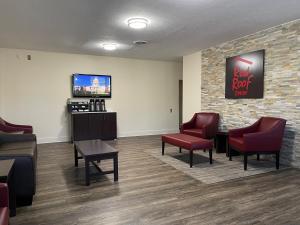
xmin=0 ymin=141 xmax=36 ymax=153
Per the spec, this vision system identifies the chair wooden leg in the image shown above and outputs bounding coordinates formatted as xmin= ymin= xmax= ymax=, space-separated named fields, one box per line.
xmin=276 ymin=152 xmax=280 ymax=169
xmin=257 ymin=153 xmax=260 ymax=161
xmin=229 ymin=146 xmax=232 ymax=161
xmin=190 ymin=151 xmax=193 ymax=168
xmin=209 ymin=149 xmax=213 ymax=164
xmin=162 ymin=142 xmax=165 ymax=155
xmin=244 ymin=153 xmax=248 ymax=170
xmin=179 ymin=147 xmax=182 ymax=153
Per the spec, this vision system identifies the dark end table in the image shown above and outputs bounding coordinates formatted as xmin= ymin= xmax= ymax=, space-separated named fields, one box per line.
xmin=74 ymin=139 xmax=119 ymax=186
xmin=216 ymin=130 xmax=240 ymax=157
xmin=0 ymin=159 xmax=16 ymax=217
xmin=216 ymin=131 xmax=229 ymax=155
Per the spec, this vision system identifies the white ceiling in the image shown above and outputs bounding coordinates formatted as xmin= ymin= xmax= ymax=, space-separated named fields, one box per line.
xmin=0 ymin=0 xmax=299 ymax=61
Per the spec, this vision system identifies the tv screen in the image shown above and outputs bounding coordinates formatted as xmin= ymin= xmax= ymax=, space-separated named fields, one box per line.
xmin=72 ymin=74 xmax=111 ymax=98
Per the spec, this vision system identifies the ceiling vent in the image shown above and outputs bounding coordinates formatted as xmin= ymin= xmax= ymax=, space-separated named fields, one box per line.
xmin=133 ymin=40 xmax=148 ymax=46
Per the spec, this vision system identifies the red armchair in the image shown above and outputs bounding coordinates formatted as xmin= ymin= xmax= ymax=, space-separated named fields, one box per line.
xmin=0 ymin=117 xmax=33 ymax=134
xmin=0 ymin=183 xmax=9 ymax=225
xmin=228 ymin=117 xmax=286 ymax=170
xmin=180 ymin=113 xmax=219 ymax=139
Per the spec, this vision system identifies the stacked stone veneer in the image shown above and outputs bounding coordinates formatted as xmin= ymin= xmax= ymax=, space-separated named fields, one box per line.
xmin=201 ymin=20 xmax=300 ymax=166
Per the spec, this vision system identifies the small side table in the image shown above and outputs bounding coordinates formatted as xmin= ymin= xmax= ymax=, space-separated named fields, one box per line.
xmin=0 ymin=159 xmax=16 ymax=217
xmin=216 ymin=130 xmax=229 ymax=155
xmin=216 ymin=130 xmax=240 ymax=157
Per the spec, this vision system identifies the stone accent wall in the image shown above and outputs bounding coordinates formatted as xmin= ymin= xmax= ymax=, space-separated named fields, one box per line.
xmin=201 ymin=20 xmax=300 ymax=166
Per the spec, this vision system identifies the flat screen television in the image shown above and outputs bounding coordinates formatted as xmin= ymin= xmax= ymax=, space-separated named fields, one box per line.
xmin=72 ymin=74 xmax=111 ymax=98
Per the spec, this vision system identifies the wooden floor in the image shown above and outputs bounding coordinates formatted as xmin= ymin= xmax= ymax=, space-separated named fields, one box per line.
xmin=10 ymin=135 xmax=300 ymax=225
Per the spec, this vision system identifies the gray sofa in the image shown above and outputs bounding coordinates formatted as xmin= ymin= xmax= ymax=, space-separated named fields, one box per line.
xmin=0 ymin=133 xmax=37 ymax=206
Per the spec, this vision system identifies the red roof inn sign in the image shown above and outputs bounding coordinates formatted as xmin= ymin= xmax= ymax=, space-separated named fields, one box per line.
xmin=225 ymin=50 xmax=265 ymax=99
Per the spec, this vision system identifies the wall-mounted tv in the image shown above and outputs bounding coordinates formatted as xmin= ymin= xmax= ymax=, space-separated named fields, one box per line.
xmin=72 ymin=74 xmax=111 ymax=98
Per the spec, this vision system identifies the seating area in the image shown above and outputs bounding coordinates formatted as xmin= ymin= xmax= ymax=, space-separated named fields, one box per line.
xmin=0 ymin=1 xmax=300 ymax=224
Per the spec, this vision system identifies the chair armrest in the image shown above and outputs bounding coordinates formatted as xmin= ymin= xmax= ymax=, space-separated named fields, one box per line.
xmin=0 ymin=183 xmax=9 ymax=208
xmin=229 ymin=120 xmax=260 ymax=137
xmin=180 ymin=114 xmax=196 ymax=132
xmin=201 ymin=114 xmax=219 ymax=139
xmin=0 ymin=133 xmax=37 ymax=143
xmin=243 ymin=131 xmax=282 ymax=152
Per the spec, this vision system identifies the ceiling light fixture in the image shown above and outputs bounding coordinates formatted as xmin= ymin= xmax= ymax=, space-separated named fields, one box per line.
xmin=127 ymin=18 xmax=149 ymax=29
xmin=101 ymin=43 xmax=117 ymax=51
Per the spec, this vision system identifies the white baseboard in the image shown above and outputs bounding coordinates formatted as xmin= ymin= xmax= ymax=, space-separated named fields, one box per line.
xmin=118 ymin=128 xmax=179 ymax=138
xmin=36 ymin=128 xmax=179 ymax=144
xmin=37 ymin=136 xmax=69 ymax=144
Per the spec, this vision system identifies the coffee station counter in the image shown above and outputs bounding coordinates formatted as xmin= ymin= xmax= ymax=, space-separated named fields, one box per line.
xmin=71 ymin=111 xmax=114 ymax=114
xmin=71 ymin=111 xmax=117 ymax=141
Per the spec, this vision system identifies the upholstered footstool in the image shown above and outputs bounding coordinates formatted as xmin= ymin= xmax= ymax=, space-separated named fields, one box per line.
xmin=161 ymin=133 xmax=213 ymax=167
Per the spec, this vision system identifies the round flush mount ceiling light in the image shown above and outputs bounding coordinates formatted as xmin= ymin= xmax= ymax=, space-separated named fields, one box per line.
xmin=127 ymin=18 xmax=150 ymax=29
xmin=101 ymin=43 xmax=118 ymax=51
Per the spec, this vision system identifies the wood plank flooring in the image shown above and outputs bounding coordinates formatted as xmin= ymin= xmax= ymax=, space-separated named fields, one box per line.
xmin=10 ymin=135 xmax=300 ymax=225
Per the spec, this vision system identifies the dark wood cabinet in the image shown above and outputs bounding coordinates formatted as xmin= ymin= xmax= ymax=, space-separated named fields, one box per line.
xmin=71 ymin=112 xmax=117 ymax=141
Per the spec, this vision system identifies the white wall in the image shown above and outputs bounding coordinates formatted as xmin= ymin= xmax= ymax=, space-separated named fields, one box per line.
xmin=0 ymin=48 xmax=182 ymax=143
xmin=0 ymin=51 xmax=3 ymax=115
xmin=182 ymin=51 xmax=202 ymax=122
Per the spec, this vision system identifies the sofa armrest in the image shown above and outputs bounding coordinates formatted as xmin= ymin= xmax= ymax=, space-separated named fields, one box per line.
xmin=5 ymin=121 xmax=32 ymax=129
xmin=0 ymin=133 xmax=36 ymax=143
xmin=0 ymin=183 xmax=9 ymax=208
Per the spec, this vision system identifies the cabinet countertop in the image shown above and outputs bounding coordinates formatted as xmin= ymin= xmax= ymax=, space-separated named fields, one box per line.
xmin=71 ymin=111 xmax=116 ymax=115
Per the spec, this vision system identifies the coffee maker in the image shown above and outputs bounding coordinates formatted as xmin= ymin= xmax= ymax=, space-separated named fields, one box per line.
xmin=95 ymin=99 xmax=101 ymax=112
xmin=100 ymin=99 xmax=106 ymax=112
xmin=89 ymin=99 xmax=95 ymax=112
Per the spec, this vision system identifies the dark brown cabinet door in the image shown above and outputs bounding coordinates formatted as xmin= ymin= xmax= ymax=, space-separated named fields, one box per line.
xmin=101 ymin=113 xmax=117 ymax=140
xmin=72 ymin=114 xmax=90 ymax=141
xmin=71 ymin=112 xmax=117 ymax=141
xmin=89 ymin=113 xmax=103 ymax=139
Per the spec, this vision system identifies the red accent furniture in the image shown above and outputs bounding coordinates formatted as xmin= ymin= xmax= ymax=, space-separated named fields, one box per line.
xmin=0 ymin=117 xmax=33 ymax=134
xmin=161 ymin=133 xmax=213 ymax=167
xmin=0 ymin=183 xmax=9 ymax=225
xmin=228 ymin=117 xmax=286 ymax=170
xmin=180 ymin=113 xmax=219 ymax=139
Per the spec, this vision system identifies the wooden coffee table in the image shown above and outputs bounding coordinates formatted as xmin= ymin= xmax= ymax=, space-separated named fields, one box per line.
xmin=74 ymin=139 xmax=118 ymax=186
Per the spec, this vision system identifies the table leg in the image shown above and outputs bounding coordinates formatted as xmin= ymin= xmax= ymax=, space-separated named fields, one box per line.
xmin=190 ymin=151 xmax=193 ymax=168
xmin=162 ymin=142 xmax=165 ymax=155
xmin=85 ymin=159 xmax=90 ymax=186
xmin=74 ymin=145 xmax=78 ymax=167
xmin=8 ymin=167 xmax=16 ymax=217
xmin=209 ymin=149 xmax=213 ymax=164
xmin=226 ymin=137 xmax=229 ymax=157
xmin=113 ymin=154 xmax=119 ymax=182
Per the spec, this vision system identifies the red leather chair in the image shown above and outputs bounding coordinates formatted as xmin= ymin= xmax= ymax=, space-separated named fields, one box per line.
xmin=0 ymin=117 xmax=33 ymax=134
xmin=0 ymin=183 xmax=9 ymax=225
xmin=180 ymin=113 xmax=219 ymax=139
xmin=228 ymin=117 xmax=286 ymax=170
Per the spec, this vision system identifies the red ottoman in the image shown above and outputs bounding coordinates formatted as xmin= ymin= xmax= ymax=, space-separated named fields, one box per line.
xmin=161 ymin=133 xmax=213 ymax=167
